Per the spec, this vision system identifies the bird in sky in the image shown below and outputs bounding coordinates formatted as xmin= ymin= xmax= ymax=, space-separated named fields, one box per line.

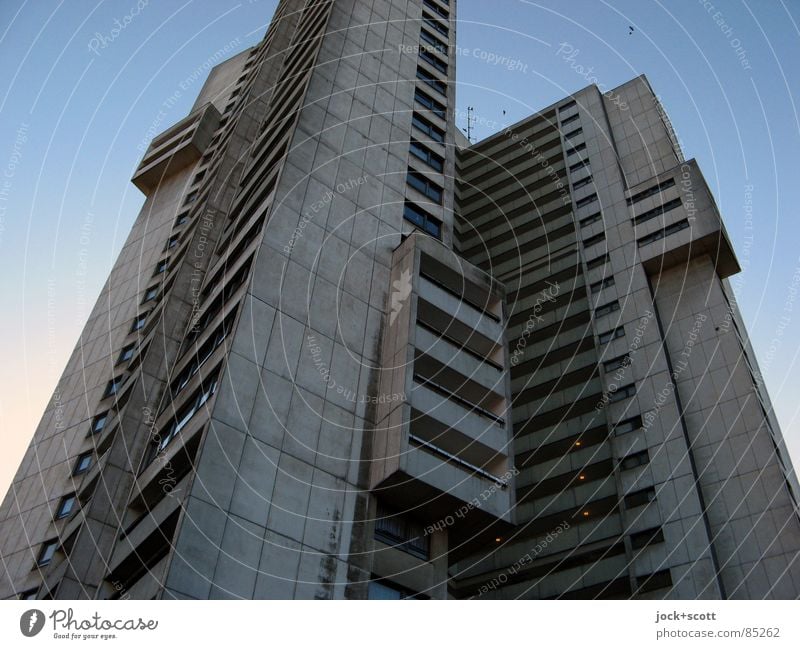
xmin=629 ymin=26 xmax=635 ymax=35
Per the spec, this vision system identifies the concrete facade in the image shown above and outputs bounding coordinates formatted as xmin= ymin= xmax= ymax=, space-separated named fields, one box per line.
xmin=1 ymin=0 xmax=798 ymax=600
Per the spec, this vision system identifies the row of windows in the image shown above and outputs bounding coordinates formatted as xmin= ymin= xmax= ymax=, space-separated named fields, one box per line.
xmin=632 ymin=197 xmax=682 ymax=225
xmin=414 ymin=88 xmax=446 ymax=120
xmin=407 ymin=169 xmax=443 ymax=204
xmin=575 ymin=192 xmax=598 ymax=209
xmin=572 ymin=175 xmax=594 ymax=190
xmin=582 ymin=231 xmax=605 ymax=247
xmin=637 ymin=219 xmax=690 ymax=247
xmin=627 ymin=177 xmax=676 ymax=205
xmin=580 ymin=211 xmax=602 ymax=227
xmin=412 ymin=112 xmax=445 ymax=143
xmin=416 ymin=67 xmax=447 ymax=96
xmin=403 ymin=201 xmax=442 ymax=238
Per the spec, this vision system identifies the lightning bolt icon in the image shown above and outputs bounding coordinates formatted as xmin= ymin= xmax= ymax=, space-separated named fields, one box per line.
xmin=28 ymin=612 xmax=38 ymax=632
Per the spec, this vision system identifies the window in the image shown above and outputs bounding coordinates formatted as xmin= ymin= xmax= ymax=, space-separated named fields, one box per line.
xmin=572 ymin=175 xmax=594 ymax=190
xmin=193 ymin=169 xmax=207 ymax=184
xmin=36 ymin=539 xmax=59 ymax=567
xmin=627 ymin=178 xmax=676 ymax=205
xmin=586 ymin=253 xmax=610 ymax=270
xmin=559 ymin=100 xmax=577 ymax=112
xmin=420 ymin=29 xmax=447 ymax=55
xmin=117 ymin=343 xmax=136 ymax=364
xmin=423 ymin=0 xmax=449 ymax=19
xmin=561 ymin=112 xmax=580 ymax=126
xmin=419 ymin=49 xmax=447 ymax=74
xmin=594 ymin=301 xmax=620 ymax=318
xmin=570 ymin=159 xmax=590 ymax=173
xmin=130 ymin=313 xmax=147 ymax=332
xmin=184 ymin=190 xmax=198 ymax=205
xmin=636 ymin=569 xmax=672 ymax=593
xmin=565 ymin=142 xmax=586 ymax=156
xmin=603 ymin=353 xmax=629 ymax=371
xmin=374 ymin=504 xmax=430 ymax=560
xmin=582 ymin=232 xmax=605 ymax=248
xmin=368 ymin=579 xmax=424 ymax=600
xmin=89 ymin=412 xmax=108 ymax=436
xmin=153 ymin=258 xmax=169 ymax=275
xmin=409 ymin=139 xmax=444 ymax=172
xmin=142 ymin=285 xmax=159 ymax=303
xmin=637 ymin=219 xmax=690 ymax=246
xmin=416 ymin=67 xmax=447 ymax=96
xmin=630 ymin=527 xmax=664 ymax=550
xmin=591 ymin=276 xmax=615 ymax=294
xmin=632 ymin=197 xmax=682 ymax=225
xmin=580 ymin=211 xmax=602 ymax=227
xmin=414 ymin=89 xmax=446 ymax=120
xmin=174 ymin=212 xmax=189 ymax=227
xmin=73 ymin=452 xmax=92 ymax=476
xmin=18 ymin=588 xmax=38 ymax=600
xmin=615 ymin=415 xmax=643 ymax=435
xmin=576 ymin=193 xmax=598 ymax=209
xmin=155 ymin=373 xmax=219 ymax=455
xmin=164 ymin=234 xmax=180 ymax=251
xmin=621 ymin=449 xmax=649 ymax=471
xmin=55 ymin=494 xmax=77 ymax=519
xmin=103 ymin=376 xmax=124 ymax=398
xmin=407 ymin=170 xmax=443 ymax=204
xmin=403 ymin=201 xmax=442 ymax=238
xmin=411 ymin=113 xmax=445 ymax=143
xmin=609 ymin=383 xmax=636 ymax=403
xmin=563 ymin=127 xmax=583 ymax=140
xmin=422 ymin=13 xmax=449 ymax=37
xmin=172 ymin=319 xmax=232 ymax=396
xmin=598 ymin=326 xmax=625 ymax=344
xmin=624 ymin=486 xmax=656 ymax=508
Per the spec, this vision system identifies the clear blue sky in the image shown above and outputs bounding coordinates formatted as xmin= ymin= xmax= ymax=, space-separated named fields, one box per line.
xmin=1 ymin=0 xmax=799 ymax=496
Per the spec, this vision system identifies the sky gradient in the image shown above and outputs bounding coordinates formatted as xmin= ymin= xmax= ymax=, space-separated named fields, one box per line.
xmin=1 ymin=0 xmax=799 ymax=498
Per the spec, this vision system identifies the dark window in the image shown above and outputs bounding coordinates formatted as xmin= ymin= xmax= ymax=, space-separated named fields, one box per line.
xmin=594 ymin=301 xmax=620 ymax=318
xmin=624 ymin=486 xmax=655 ymax=508
xmin=368 ymin=579 xmax=425 ymax=600
xmin=154 ymin=373 xmax=219 ymax=456
xmin=193 ymin=169 xmax=207 ymax=184
xmin=422 ymin=13 xmax=449 ymax=37
xmin=560 ymin=100 xmax=577 ymax=112
xmin=615 ymin=415 xmax=643 ymax=435
xmin=561 ymin=112 xmax=580 ymax=126
xmin=570 ymin=159 xmax=590 ymax=174
xmin=609 ymin=383 xmax=636 ymax=403
xmin=419 ymin=49 xmax=447 ymax=74
xmin=576 ymin=193 xmax=598 ymax=209
xmin=174 ymin=212 xmax=189 ymax=227
xmin=143 ymin=285 xmax=159 ymax=303
xmin=89 ymin=412 xmax=108 ymax=436
xmin=637 ymin=219 xmax=690 ymax=247
xmin=130 ymin=313 xmax=147 ymax=332
xmin=103 ymin=376 xmax=124 ymax=398
xmin=627 ymin=178 xmax=676 ymax=205
xmin=407 ymin=170 xmax=443 ymax=204
xmin=403 ymin=201 xmax=442 ymax=238
xmin=636 ymin=569 xmax=672 ymax=593
xmin=154 ymin=258 xmax=169 ymax=275
xmin=411 ymin=113 xmax=445 ymax=143
xmin=184 ymin=190 xmax=198 ymax=205
xmin=591 ymin=277 xmax=615 ymax=294
xmin=572 ymin=175 xmax=594 ymax=190
xmin=420 ymin=29 xmax=447 ymax=55
xmin=582 ymin=232 xmax=605 ymax=248
xmin=423 ymin=0 xmax=449 ymax=19
xmin=586 ymin=253 xmax=610 ymax=270
xmin=603 ymin=353 xmax=629 ymax=371
xmin=580 ymin=211 xmax=602 ymax=227
xmin=18 ymin=588 xmax=38 ymax=600
xmin=55 ymin=494 xmax=77 ymax=519
xmin=165 ymin=234 xmax=180 ymax=251
xmin=621 ymin=449 xmax=649 ymax=471
xmin=172 ymin=319 xmax=232 ymax=396
xmin=416 ymin=67 xmax=447 ymax=96
xmin=118 ymin=344 xmax=135 ymax=364
xmin=565 ymin=142 xmax=586 ymax=156
xmin=414 ymin=89 xmax=446 ymax=120
xmin=409 ymin=139 xmax=444 ymax=172
xmin=374 ymin=504 xmax=430 ymax=560
xmin=631 ymin=527 xmax=665 ymax=550
xmin=73 ymin=452 xmax=92 ymax=476
xmin=632 ymin=197 xmax=683 ymax=225
xmin=563 ymin=127 xmax=583 ymax=139
xmin=598 ymin=326 xmax=625 ymax=344
xmin=37 ymin=539 xmax=58 ymax=567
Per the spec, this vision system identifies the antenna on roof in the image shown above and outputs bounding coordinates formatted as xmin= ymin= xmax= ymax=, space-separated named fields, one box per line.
xmin=465 ymin=106 xmax=476 ymax=143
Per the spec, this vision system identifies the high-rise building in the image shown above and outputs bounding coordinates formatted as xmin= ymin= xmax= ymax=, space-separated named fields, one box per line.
xmin=1 ymin=0 xmax=798 ymax=600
